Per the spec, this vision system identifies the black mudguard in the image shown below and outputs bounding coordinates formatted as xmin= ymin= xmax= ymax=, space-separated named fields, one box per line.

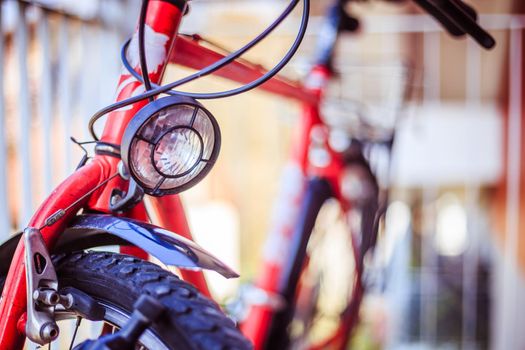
xmin=0 ymin=214 xmax=238 ymax=279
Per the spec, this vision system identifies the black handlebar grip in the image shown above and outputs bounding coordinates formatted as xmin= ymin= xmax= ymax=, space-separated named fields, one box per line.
xmin=440 ymin=0 xmax=496 ymax=49
xmin=414 ymin=0 xmax=496 ymax=49
xmin=340 ymin=11 xmax=360 ymax=32
xmin=451 ymin=0 xmax=477 ymax=21
xmin=314 ymin=2 xmax=359 ymax=68
xmin=335 ymin=0 xmax=360 ymax=32
xmin=414 ymin=0 xmax=465 ymax=36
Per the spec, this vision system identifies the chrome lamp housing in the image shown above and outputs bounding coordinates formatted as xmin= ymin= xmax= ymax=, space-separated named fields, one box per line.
xmin=121 ymin=95 xmax=221 ymax=196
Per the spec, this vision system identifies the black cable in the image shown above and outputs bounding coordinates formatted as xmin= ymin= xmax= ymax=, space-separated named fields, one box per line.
xmin=89 ymin=0 xmax=309 ymax=140
xmin=138 ymin=0 xmax=153 ymax=101
xmin=125 ymin=0 xmax=307 ymax=100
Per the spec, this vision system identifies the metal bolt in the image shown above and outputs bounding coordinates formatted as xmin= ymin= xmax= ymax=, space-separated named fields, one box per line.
xmin=110 ymin=194 xmax=122 ymax=206
xmin=118 ymin=161 xmax=130 ymax=180
xmin=40 ymin=322 xmax=59 ymax=342
xmin=33 ymin=289 xmax=60 ymax=306
xmin=58 ymin=293 xmax=73 ymax=309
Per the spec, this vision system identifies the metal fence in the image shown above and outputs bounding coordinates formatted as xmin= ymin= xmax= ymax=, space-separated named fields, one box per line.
xmin=0 ymin=0 xmax=136 ymax=236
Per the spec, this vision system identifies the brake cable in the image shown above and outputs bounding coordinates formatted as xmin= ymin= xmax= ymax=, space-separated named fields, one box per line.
xmin=88 ymin=0 xmax=310 ymax=140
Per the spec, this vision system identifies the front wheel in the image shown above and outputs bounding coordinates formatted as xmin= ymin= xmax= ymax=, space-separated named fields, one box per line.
xmin=1 ymin=251 xmax=252 ymax=350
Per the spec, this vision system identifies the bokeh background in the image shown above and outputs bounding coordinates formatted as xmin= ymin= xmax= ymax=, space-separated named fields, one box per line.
xmin=0 ymin=0 xmax=524 ymax=349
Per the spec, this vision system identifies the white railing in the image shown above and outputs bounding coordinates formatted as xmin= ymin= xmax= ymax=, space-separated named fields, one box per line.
xmin=0 ymin=1 xmax=131 ymax=235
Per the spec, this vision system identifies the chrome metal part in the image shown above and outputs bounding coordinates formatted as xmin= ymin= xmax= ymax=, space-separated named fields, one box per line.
xmin=118 ymin=160 xmax=130 ymax=180
xmin=24 ymin=227 xmax=60 ymax=345
xmin=33 ymin=289 xmax=60 ymax=306
xmin=109 ymin=179 xmax=144 ymax=213
xmin=241 ymin=284 xmax=286 ymax=310
xmin=228 ymin=284 xmax=286 ymax=321
xmin=67 ymin=214 xmax=239 ymax=278
xmin=41 ymin=209 xmax=66 ymax=228
xmin=95 ymin=142 xmax=121 ymax=158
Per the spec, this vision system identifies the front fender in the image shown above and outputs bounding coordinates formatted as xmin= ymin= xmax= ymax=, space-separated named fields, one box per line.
xmin=0 ymin=214 xmax=238 ymax=279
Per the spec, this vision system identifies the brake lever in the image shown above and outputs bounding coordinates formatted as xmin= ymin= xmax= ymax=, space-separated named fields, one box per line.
xmin=440 ymin=0 xmax=495 ymax=49
xmin=450 ymin=0 xmax=476 ymax=21
xmin=413 ymin=0 xmax=465 ymax=36
xmin=338 ymin=2 xmax=360 ymax=33
xmin=339 ymin=11 xmax=360 ymax=32
xmin=413 ymin=0 xmax=496 ymax=49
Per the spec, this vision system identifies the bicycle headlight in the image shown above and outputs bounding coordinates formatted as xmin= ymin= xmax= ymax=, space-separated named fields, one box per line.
xmin=121 ymin=96 xmax=220 ymax=196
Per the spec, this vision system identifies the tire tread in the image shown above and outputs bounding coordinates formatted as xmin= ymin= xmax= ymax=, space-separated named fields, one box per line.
xmin=2 ymin=251 xmax=252 ymax=350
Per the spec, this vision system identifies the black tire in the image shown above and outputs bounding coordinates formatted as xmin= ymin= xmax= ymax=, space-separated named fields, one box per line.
xmin=287 ymin=199 xmax=359 ymax=349
xmin=286 ymin=193 xmax=376 ymax=349
xmin=1 ymin=251 xmax=252 ymax=350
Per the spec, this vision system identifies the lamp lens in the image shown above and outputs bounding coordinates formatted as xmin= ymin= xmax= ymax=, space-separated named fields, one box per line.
xmin=153 ymin=127 xmax=203 ymax=177
xmin=126 ymin=100 xmax=220 ymax=195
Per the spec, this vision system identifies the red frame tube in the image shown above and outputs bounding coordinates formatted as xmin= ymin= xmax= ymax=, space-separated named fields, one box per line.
xmin=240 ymin=66 xmax=351 ymax=349
xmin=90 ymin=0 xmax=184 ymax=212
xmin=170 ymin=35 xmax=318 ymax=105
xmin=0 ymin=159 xmax=106 ymax=348
xmin=0 ymin=1 xmax=185 ymax=348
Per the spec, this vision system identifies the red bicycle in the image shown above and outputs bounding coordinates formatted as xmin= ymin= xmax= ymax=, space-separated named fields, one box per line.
xmin=234 ymin=1 xmax=496 ymax=349
xmin=0 ymin=0 xmax=312 ymax=347
xmin=0 ymin=0 xmax=495 ymax=349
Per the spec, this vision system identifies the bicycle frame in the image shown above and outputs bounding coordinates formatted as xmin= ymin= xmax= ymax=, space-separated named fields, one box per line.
xmin=238 ymin=2 xmax=382 ymax=348
xmin=173 ymin=30 xmax=365 ymax=348
xmin=239 ymin=65 xmax=369 ymax=349
xmin=0 ymin=1 xmax=318 ymax=348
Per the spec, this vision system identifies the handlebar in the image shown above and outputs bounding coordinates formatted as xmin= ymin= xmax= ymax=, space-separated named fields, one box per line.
xmin=313 ymin=1 xmax=359 ymax=69
xmin=413 ymin=0 xmax=496 ymax=49
xmin=314 ymin=0 xmax=495 ymax=71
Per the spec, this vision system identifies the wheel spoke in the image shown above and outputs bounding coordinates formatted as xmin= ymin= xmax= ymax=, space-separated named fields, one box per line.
xmin=68 ymin=317 xmax=82 ymax=350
